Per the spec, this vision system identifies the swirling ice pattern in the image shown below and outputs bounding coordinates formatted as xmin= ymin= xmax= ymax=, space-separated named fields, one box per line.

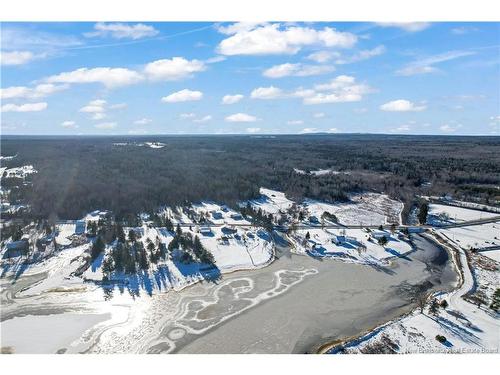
xmin=88 ymin=267 xmax=317 ymax=353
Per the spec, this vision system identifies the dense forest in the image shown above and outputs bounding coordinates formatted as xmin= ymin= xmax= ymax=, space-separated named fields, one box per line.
xmin=1 ymin=134 xmax=499 ymax=222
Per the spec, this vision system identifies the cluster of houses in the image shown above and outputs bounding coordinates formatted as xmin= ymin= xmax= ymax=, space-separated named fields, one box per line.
xmin=2 ymin=220 xmax=87 ymax=259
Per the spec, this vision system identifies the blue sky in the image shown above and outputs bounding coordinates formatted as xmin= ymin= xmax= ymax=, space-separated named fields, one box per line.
xmin=1 ymin=22 xmax=499 ymax=135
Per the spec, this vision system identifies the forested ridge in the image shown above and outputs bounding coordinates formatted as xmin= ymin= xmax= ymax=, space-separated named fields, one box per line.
xmin=1 ymin=134 xmax=499 ymax=221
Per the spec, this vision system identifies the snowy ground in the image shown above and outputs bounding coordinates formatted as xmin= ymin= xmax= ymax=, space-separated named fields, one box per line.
xmin=288 ymin=227 xmax=413 ymax=266
xmin=246 ymin=188 xmax=295 ymax=217
xmin=304 ymin=193 xmax=403 ymax=226
xmin=81 ymin=222 xmax=273 ymax=296
xmin=427 ymin=203 xmax=499 ymax=225
xmin=436 ymin=223 xmax=500 ymax=261
xmin=334 ymin=231 xmax=499 ymax=354
xmin=2 ymin=165 xmax=37 ymax=179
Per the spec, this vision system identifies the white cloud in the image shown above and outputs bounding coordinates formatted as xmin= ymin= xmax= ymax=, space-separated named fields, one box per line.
xmin=390 ymin=124 xmax=412 ymax=133
xmin=46 ymin=67 xmax=143 ymax=88
xmin=0 ymin=50 xmax=34 ymax=65
xmin=61 ymin=120 xmax=78 ymax=129
xmin=1 ymin=102 xmax=47 ymax=112
xmin=225 ymin=113 xmax=258 ymax=122
xmin=304 ymin=75 xmax=373 ymax=104
xmin=179 ymin=113 xmax=196 ymax=119
xmin=299 ymin=127 xmax=319 ymax=134
xmin=396 ymin=50 xmax=475 ymax=76
xmin=222 ymin=94 xmax=244 ymax=104
xmin=377 ymin=22 xmax=431 ymax=32
xmin=0 ymin=83 xmax=68 ymax=99
xmin=194 ymin=115 xmax=212 ymax=123
xmin=94 ymin=122 xmax=117 ymax=130
xmin=161 ymin=89 xmax=203 ymax=103
xmin=217 ymin=23 xmax=357 ymax=56
xmin=287 ymin=120 xmax=304 ymax=125
xmin=205 ymin=56 xmax=226 ymax=64
xmin=335 ymin=45 xmax=386 ymax=64
xmin=1 ymin=27 xmax=82 ymax=50
xmin=247 ymin=76 xmax=373 ymax=105
xmin=397 ymin=65 xmax=438 ymax=76
xmin=85 ymin=23 xmax=159 ymax=40
xmin=440 ymin=123 xmax=462 ymax=133
xmin=134 ymin=118 xmax=152 ymax=125
xmin=380 ymin=99 xmax=426 ymax=112
xmin=79 ymin=99 xmax=112 ymax=120
xmin=313 ymin=112 xmax=325 ymax=118
xmin=250 ymin=86 xmax=284 ymax=99
xmin=299 ymin=127 xmax=338 ymax=134
xmin=144 ymin=57 xmax=206 ymax=81
xmin=263 ymin=63 xmax=334 ymax=78
xmin=79 ymin=100 xmax=106 ymax=113
xmin=246 ymin=127 xmax=261 ymax=133
xmin=306 ymin=51 xmax=340 ymax=63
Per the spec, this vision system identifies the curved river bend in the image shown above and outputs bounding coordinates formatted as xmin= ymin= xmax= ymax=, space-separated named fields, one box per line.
xmin=82 ymin=234 xmax=457 ymax=354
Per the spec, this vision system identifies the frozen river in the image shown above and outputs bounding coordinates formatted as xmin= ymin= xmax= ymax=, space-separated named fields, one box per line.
xmin=0 ymin=234 xmax=457 ymax=354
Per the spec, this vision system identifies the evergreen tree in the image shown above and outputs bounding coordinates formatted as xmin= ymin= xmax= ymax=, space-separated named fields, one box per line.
xmin=116 ymin=223 xmax=126 ymax=243
xmin=429 ymin=298 xmax=439 ymax=315
xmin=128 ymin=229 xmax=136 ymax=242
xmin=490 ymin=288 xmax=500 ymax=312
xmin=102 ymin=256 xmax=114 ymax=276
xmin=378 ymin=236 xmax=388 ymax=246
xmin=138 ymin=248 xmax=149 ymax=271
xmin=91 ymin=235 xmax=105 ymax=261
xmin=418 ymin=201 xmax=429 ymax=225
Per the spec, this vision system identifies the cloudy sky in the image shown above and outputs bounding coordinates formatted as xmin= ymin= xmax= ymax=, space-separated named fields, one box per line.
xmin=1 ymin=22 xmax=499 ymax=135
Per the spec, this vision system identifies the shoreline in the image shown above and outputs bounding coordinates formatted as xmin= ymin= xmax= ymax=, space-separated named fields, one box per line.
xmin=314 ymin=230 xmax=463 ymax=354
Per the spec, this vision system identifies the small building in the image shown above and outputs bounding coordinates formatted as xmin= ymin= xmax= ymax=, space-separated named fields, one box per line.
xmin=371 ymin=231 xmax=388 ymax=240
xmin=309 ymin=216 xmax=319 ymax=224
xmin=200 ymin=226 xmax=212 ymax=235
xmin=230 ymin=213 xmax=243 ymax=221
xmin=221 ymin=226 xmax=237 ymax=235
xmin=211 ymin=211 xmax=223 ymax=220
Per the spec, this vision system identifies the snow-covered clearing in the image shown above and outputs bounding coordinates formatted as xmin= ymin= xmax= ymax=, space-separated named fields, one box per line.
xmin=304 ymin=192 xmax=403 ymax=226
xmin=2 ymin=165 xmax=37 ymax=179
xmin=144 ymin=142 xmax=166 ymax=149
xmin=246 ymin=188 xmax=295 ymax=217
xmin=16 ymin=245 xmax=89 ymax=296
xmin=55 ymin=223 xmax=76 ymax=246
xmin=427 ymin=203 xmax=499 ymax=225
xmin=436 ymin=223 xmax=500 ymax=256
xmin=0 ymin=312 xmax=110 ymax=354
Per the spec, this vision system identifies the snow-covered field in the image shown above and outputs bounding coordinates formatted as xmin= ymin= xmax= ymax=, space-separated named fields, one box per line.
xmin=304 ymin=192 xmax=403 ymax=226
xmin=2 ymin=165 xmax=37 ymax=179
xmin=427 ymin=203 xmax=499 ymax=225
xmin=436 ymin=223 xmax=500 ymax=262
xmin=247 ymin=188 xmax=295 ymax=217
